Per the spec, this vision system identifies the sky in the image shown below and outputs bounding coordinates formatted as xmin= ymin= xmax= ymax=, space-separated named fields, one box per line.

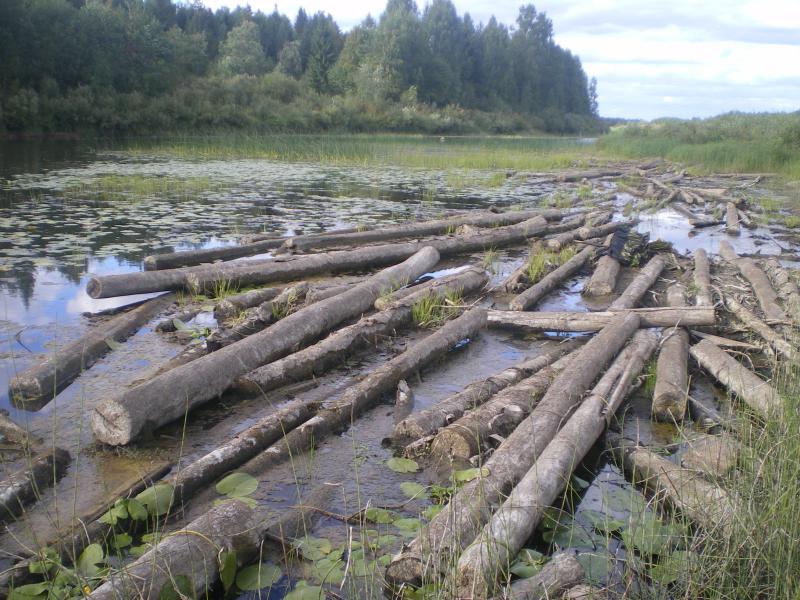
xmin=198 ymin=0 xmax=800 ymax=120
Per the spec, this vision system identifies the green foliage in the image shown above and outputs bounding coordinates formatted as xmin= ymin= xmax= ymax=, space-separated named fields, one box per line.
xmin=525 ymin=244 xmax=576 ymax=284
xmin=410 ymin=288 xmax=463 ymax=328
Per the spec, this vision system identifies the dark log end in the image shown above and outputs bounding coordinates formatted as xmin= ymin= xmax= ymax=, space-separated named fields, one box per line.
xmin=143 ymin=256 xmax=158 ymax=271
xmin=385 ymin=554 xmax=424 ymax=588
xmin=86 ymin=277 xmax=103 ymax=299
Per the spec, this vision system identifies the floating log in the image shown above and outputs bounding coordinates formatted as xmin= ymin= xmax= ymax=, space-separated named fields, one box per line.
xmin=86 ymin=217 xmax=547 ymax=299
xmin=509 ymin=245 xmax=598 ymax=311
xmin=0 ymin=448 xmax=71 ymax=521
xmin=90 ymin=247 xmax=440 ymax=446
xmin=723 ymin=296 xmax=792 ymax=359
xmin=582 ymin=254 xmax=620 ymax=297
xmin=386 ymin=313 xmax=640 ymax=587
xmin=144 ymin=237 xmax=284 ymax=270
xmin=235 ymin=268 xmax=488 ymax=395
xmin=9 ymin=294 xmax=173 ymax=409
xmin=681 ymin=433 xmax=739 ymax=475
xmin=500 ymin=553 xmax=585 ymax=600
xmin=392 ymin=339 xmax=584 ymax=445
xmin=487 ymin=306 xmax=714 ymax=332
xmin=725 ymin=202 xmax=740 ymax=235
xmin=608 ymin=254 xmax=668 ymax=310
xmin=213 ymin=286 xmax=281 ymax=321
xmin=653 ymin=284 xmax=690 ymax=422
xmin=0 ymin=413 xmax=36 ymax=447
xmin=718 ymin=240 xmax=787 ymax=322
xmin=689 ymin=339 xmax=779 ymax=416
xmin=455 ymin=329 xmax=658 ymax=598
xmin=557 ymin=169 xmax=625 ymax=182
xmin=576 ymin=221 xmax=623 ymax=241
xmin=763 ymin=257 xmax=800 ymax=320
xmin=693 ymin=248 xmax=713 ymax=306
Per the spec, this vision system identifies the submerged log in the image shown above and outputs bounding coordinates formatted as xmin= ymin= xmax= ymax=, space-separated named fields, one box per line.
xmin=719 ymin=240 xmax=787 ymax=322
xmin=652 ymin=284 xmax=690 ymax=422
xmin=582 ymin=254 xmax=620 ymax=297
xmin=155 ymin=307 xmax=201 ymax=332
xmin=455 ymin=329 xmax=658 ymax=598
xmin=392 ymin=338 xmax=584 ymax=445
xmin=608 ymin=254 xmax=668 ymax=310
xmin=144 ymin=237 xmax=285 ymax=270
xmin=509 ymin=245 xmax=598 ymax=311
xmin=0 ymin=448 xmax=71 ymax=521
xmin=689 ymin=339 xmax=779 ymax=416
xmin=9 ymin=294 xmax=173 ymax=409
xmin=91 ymin=247 xmax=440 ymax=446
xmin=487 ymin=306 xmax=714 ymax=332
xmin=725 ymin=202 xmax=740 ymax=235
xmin=693 ymin=248 xmax=713 ymax=307
xmin=385 ymin=313 xmax=640 ymax=587
xmin=501 ymin=553 xmax=585 ymax=600
xmin=213 ymin=286 xmax=281 ymax=321
xmin=723 ymin=296 xmax=792 ymax=359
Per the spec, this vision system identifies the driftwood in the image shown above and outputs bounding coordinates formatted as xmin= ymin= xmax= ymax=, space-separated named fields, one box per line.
xmin=0 ymin=448 xmax=71 ymax=521
xmin=690 ymin=339 xmax=779 ymax=416
xmin=763 ymin=257 xmax=800 ymax=319
xmin=652 ymin=284 xmax=690 ymax=422
xmin=144 ymin=237 xmax=284 ymax=270
xmin=501 ymin=553 xmax=585 ymax=600
xmin=0 ymin=413 xmax=36 ymax=447
xmin=542 ymin=213 xmax=586 ymax=235
xmin=90 ymin=247 xmax=440 ymax=446
xmin=9 ymin=294 xmax=173 ymax=409
xmin=456 ymin=329 xmax=658 ymax=598
xmin=681 ymin=433 xmax=739 ymax=476
xmin=557 ymin=169 xmax=625 ymax=182
xmin=719 ymin=240 xmax=787 ymax=322
xmin=723 ymin=296 xmax=792 ymax=359
xmin=487 ymin=307 xmax=714 ymax=332
xmin=582 ymin=254 xmax=620 ymax=297
xmin=693 ymin=248 xmax=713 ymax=306
xmin=213 ymin=286 xmax=281 ymax=321
xmin=509 ymin=245 xmax=598 ymax=311
xmin=385 ymin=313 xmax=641 ymax=587
xmin=576 ymin=221 xmax=623 ymax=241
xmin=155 ymin=307 xmax=200 ymax=332
xmin=725 ymin=202 xmax=740 ymax=235
xmin=392 ymin=339 xmax=584 ymax=445
xmin=689 ymin=330 xmax=759 ymax=351
xmin=608 ymin=254 xmax=667 ymax=310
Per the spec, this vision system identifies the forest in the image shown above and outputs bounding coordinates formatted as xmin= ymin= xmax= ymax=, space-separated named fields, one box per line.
xmin=0 ymin=0 xmax=601 ymax=135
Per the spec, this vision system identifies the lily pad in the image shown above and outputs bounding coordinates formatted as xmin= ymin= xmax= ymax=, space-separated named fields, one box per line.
xmin=294 ymin=536 xmax=332 ymax=561
xmin=235 ymin=563 xmax=281 ymax=591
xmin=387 ymin=457 xmax=419 ymax=473
xmin=453 ymin=467 xmax=489 ymax=483
xmin=581 ymin=509 xmax=625 ymax=534
xmin=394 ymin=517 xmax=422 ymax=533
xmin=400 ymin=481 xmax=426 ymax=498
xmin=216 ymin=472 xmax=258 ymax=498
xmin=576 ymin=552 xmax=615 ymax=585
xmin=76 ymin=543 xmax=105 ymax=577
xmin=364 ymin=507 xmax=395 ymax=524
xmin=135 ymin=484 xmax=174 ymax=516
xmin=285 ymin=581 xmax=325 ymax=600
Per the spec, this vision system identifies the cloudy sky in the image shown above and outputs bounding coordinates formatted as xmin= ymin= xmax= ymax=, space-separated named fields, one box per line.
xmin=200 ymin=0 xmax=800 ymax=120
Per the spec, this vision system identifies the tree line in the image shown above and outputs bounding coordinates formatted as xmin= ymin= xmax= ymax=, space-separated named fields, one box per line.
xmin=0 ymin=0 xmax=601 ymax=135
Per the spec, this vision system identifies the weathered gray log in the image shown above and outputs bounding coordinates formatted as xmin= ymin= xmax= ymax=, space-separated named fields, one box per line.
xmin=501 ymin=554 xmax=585 ymax=600
xmin=392 ymin=339 xmax=584 ymax=445
xmin=9 ymin=294 xmax=173 ymax=409
xmin=90 ymin=247 xmax=440 ymax=446
xmin=455 ymin=329 xmax=659 ymax=598
xmin=487 ymin=306 xmax=714 ymax=332
xmin=737 ymin=208 xmax=754 ymax=228
xmin=237 ymin=308 xmax=487 ymax=477
xmin=557 ymin=169 xmax=625 ymax=182
xmin=690 ymin=339 xmax=779 ymax=416
xmin=542 ymin=213 xmax=586 ymax=234
xmin=304 ymin=282 xmax=352 ymax=304
xmin=546 ymin=218 xmax=620 ymax=252
xmin=87 ymin=217 xmax=547 ymax=299
xmin=653 ymin=284 xmax=690 ymax=422
xmin=693 ymin=248 xmax=713 ymax=307
xmin=155 ymin=307 xmax=200 ymax=332
xmin=213 ymin=286 xmax=281 ymax=321
xmin=0 ymin=448 xmax=71 ymax=521
xmin=681 ymin=432 xmax=739 ymax=475
xmin=725 ymin=202 xmax=740 ymax=235
xmin=144 ymin=237 xmax=284 ymax=270
xmin=576 ymin=221 xmax=623 ymax=241
xmin=247 ymin=227 xmax=356 ymax=243
xmin=429 ymin=352 xmax=578 ymax=460
xmin=763 ymin=257 xmax=800 ymax=320
xmin=509 ymin=245 xmax=598 ymax=311
xmin=723 ymin=296 xmax=792 ymax=359
xmin=374 ymin=267 xmax=469 ymax=309
xmin=719 ymin=240 xmax=787 ymax=322
xmin=671 ymin=202 xmax=720 ymax=227
xmin=608 ymin=254 xmax=668 ymax=310
xmin=582 ymin=254 xmax=620 ymax=297
xmin=385 ymin=313 xmax=641 ymax=587
xmin=0 ymin=413 xmax=36 ymax=447
xmin=234 ymin=268 xmax=488 ymax=395
xmin=689 ymin=330 xmax=759 ymax=351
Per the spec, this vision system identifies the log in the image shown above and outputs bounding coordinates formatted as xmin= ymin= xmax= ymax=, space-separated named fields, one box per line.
xmin=385 ymin=313 xmax=641 ymax=587
xmin=718 ymin=240 xmax=787 ymax=322
xmin=681 ymin=433 xmax=739 ymax=475
xmin=725 ymin=202 xmax=740 ymax=235
xmin=392 ymin=338 xmax=584 ymax=445
xmin=557 ymin=169 xmax=625 ymax=182
xmin=304 ymin=282 xmax=352 ymax=304
xmin=737 ymin=208 xmax=754 ymax=228
xmin=693 ymin=249 xmax=713 ymax=307
xmin=0 ymin=448 xmax=71 ymax=521
xmin=86 ymin=217 xmax=547 ymax=299
xmin=582 ymin=254 xmax=620 ymax=297
xmin=487 ymin=307 xmax=714 ymax=332
xmin=689 ymin=330 xmax=760 ymax=351
xmin=0 ymin=413 xmax=36 ymax=447
xmin=576 ymin=221 xmax=623 ymax=241
xmin=234 ymin=268 xmax=488 ymax=395
xmin=144 ymin=237 xmax=285 ymax=270
xmin=608 ymin=254 xmax=668 ymax=310
xmin=8 ymin=294 xmax=173 ymax=409
xmin=689 ymin=339 xmax=779 ymax=416
xmin=652 ymin=284 xmax=690 ymax=422
xmin=509 ymin=245 xmax=597 ymax=311
xmin=213 ymin=286 xmax=281 ymax=321
xmin=542 ymin=213 xmax=586 ymax=235
xmin=763 ymin=258 xmax=800 ymax=320
xmin=374 ymin=267 xmax=470 ymax=310
xmin=90 ymin=247 xmax=440 ymax=446
xmin=455 ymin=329 xmax=659 ymax=598
xmin=501 ymin=553 xmax=585 ymax=600
xmin=723 ymin=296 xmax=792 ymax=359
xmin=155 ymin=307 xmax=200 ymax=332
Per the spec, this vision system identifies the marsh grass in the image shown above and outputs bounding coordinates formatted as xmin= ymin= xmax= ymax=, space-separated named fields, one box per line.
xmin=65 ymin=174 xmax=219 ymax=201
xmin=525 ymin=245 xmax=576 ymax=283
xmin=411 ymin=288 xmax=464 ymax=328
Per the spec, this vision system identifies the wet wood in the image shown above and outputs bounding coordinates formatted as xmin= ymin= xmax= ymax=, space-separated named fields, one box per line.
xmin=576 ymin=220 xmax=623 ymax=241
xmin=653 ymin=284 xmax=690 ymax=422
xmin=689 ymin=330 xmax=759 ymax=351
xmin=693 ymin=248 xmax=713 ymax=306
xmin=723 ymin=296 xmax=792 ymax=359
xmin=155 ymin=307 xmax=201 ymax=332
xmin=542 ymin=213 xmax=586 ymax=235
xmin=681 ymin=433 xmax=739 ymax=475
xmin=213 ymin=286 xmax=281 ymax=321
xmin=725 ymin=202 xmax=740 ymax=235
xmin=0 ymin=448 xmax=71 ymax=521
xmin=90 ymin=247 xmax=440 ymax=446
xmin=718 ymin=240 xmax=787 ymax=322
xmin=500 ymin=553 xmax=585 ymax=600
xmin=763 ymin=257 xmax=800 ymax=320
xmin=8 ymin=293 xmax=173 ymax=409
xmin=0 ymin=413 xmax=36 ymax=447
xmin=144 ymin=237 xmax=285 ymax=270
xmin=385 ymin=313 xmax=641 ymax=587
xmin=582 ymin=254 xmax=620 ymax=297
xmin=557 ymin=169 xmax=626 ymax=182
xmin=509 ymin=245 xmax=598 ymax=311
xmin=608 ymin=254 xmax=668 ymax=310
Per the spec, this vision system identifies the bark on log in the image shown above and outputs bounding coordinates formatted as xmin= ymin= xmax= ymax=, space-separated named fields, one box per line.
xmin=509 ymin=245 xmax=598 ymax=311
xmin=304 ymin=282 xmax=352 ymax=304
xmin=0 ymin=413 xmax=36 ymax=447
xmin=0 ymin=448 xmax=71 ymax=521
xmin=689 ymin=330 xmax=760 ymax=351
xmin=501 ymin=553 xmax=585 ymax=600
xmin=763 ymin=257 xmax=800 ymax=320
xmin=8 ymin=294 xmax=173 ymax=409
xmin=542 ymin=213 xmax=586 ymax=235
xmin=576 ymin=221 xmax=623 ymax=241
xmin=689 ymin=339 xmax=779 ymax=416
xmin=487 ymin=307 xmax=714 ymax=332
xmin=681 ymin=433 xmax=739 ymax=475
xmin=155 ymin=308 xmax=200 ymax=332
xmin=234 ymin=268 xmax=488 ymax=395
xmin=718 ymin=240 xmax=787 ymax=322
xmin=392 ymin=338 xmax=584 ymax=445
xmin=455 ymin=329 xmax=659 ymax=598
xmin=87 ymin=217 xmax=547 ymax=299
xmin=737 ymin=209 xmax=754 ymax=228
xmin=144 ymin=238 xmax=284 ymax=270
xmin=557 ymin=169 xmax=625 ymax=182
xmin=374 ymin=267 xmax=469 ymax=309
xmin=723 ymin=296 xmax=792 ymax=359
xmin=725 ymin=202 xmax=740 ymax=235
xmin=608 ymin=254 xmax=668 ymax=310
xmin=653 ymin=284 xmax=690 ymax=422
xmin=582 ymin=255 xmax=620 ymax=297
xmin=693 ymin=249 xmax=713 ymax=307
xmin=385 ymin=313 xmax=641 ymax=587
xmin=213 ymin=287 xmax=281 ymax=321
xmin=90 ymin=248 xmax=440 ymax=446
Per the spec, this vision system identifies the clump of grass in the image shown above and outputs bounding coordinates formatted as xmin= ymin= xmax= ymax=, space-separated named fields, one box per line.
xmin=210 ymin=278 xmax=239 ymax=300
xmin=547 ymin=190 xmax=574 ymax=209
xmin=782 ymin=214 xmax=800 ymax=228
xmin=525 ymin=245 xmax=576 ymax=283
xmin=271 ymin=289 xmax=302 ymax=320
xmin=66 ymin=174 xmax=218 ymax=201
xmin=482 ymin=247 xmax=499 ymax=272
xmin=577 ymin=183 xmax=593 ymax=200
xmin=411 ymin=288 xmax=464 ymax=328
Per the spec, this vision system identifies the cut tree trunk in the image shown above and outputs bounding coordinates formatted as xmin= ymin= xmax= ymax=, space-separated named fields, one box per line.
xmin=725 ymin=202 xmax=740 ymax=235
xmin=763 ymin=257 xmax=800 ymax=321
xmin=455 ymin=329 xmax=659 ymax=598
xmin=144 ymin=238 xmax=284 ymax=270
xmin=392 ymin=338 xmax=584 ymax=445
xmin=576 ymin=221 xmax=623 ymax=241
xmin=608 ymin=254 xmax=668 ymax=310
xmin=385 ymin=313 xmax=640 ymax=587
xmin=689 ymin=339 xmax=779 ymax=416
xmin=652 ymin=284 xmax=690 ymax=422
xmin=718 ymin=240 xmax=787 ymax=322
xmin=374 ymin=267 xmax=471 ymax=310
xmin=213 ymin=286 xmax=281 ymax=322
xmin=0 ymin=448 xmax=71 ymax=521
xmin=509 ymin=245 xmax=598 ymax=311
xmin=542 ymin=213 xmax=586 ymax=235
xmin=90 ymin=247 xmax=440 ymax=446
xmin=681 ymin=432 xmax=739 ymax=476
xmin=582 ymin=254 xmax=620 ymax=297
xmin=723 ymin=296 xmax=792 ymax=359
xmin=693 ymin=248 xmax=713 ymax=306
xmin=0 ymin=413 xmax=37 ymax=447
xmin=501 ymin=553 xmax=585 ymax=600
xmin=8 ymin=294 xmax=173 ymax=409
